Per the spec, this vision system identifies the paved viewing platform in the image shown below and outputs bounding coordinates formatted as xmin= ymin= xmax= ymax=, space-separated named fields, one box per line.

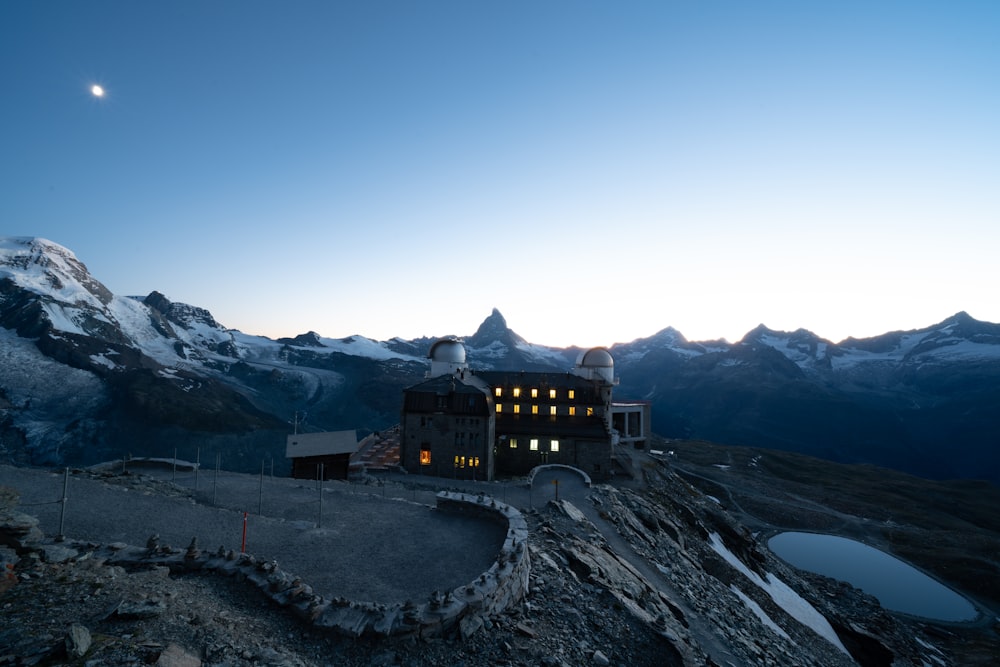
xmin=0 ymin=464 xmax=511 ymax=605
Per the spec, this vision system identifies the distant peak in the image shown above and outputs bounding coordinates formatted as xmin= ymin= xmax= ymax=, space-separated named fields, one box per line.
xmin=651 ymin=326 xmax=687 ymax=344
xmin=742 ymin=323 xmax=778 ymax=341
xmin=0 ymin=236 xmax=80 ymax=266
xmin=468 ymin=308 xmax=524 ymax=347
xmin=276 ymin=331 xmax=326 ymax=347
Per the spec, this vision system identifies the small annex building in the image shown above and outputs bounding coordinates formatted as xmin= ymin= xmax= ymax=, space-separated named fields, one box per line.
xmin=286 ymin=430 xmax=358 ymax=480
xmin=400 ymin=339 xmax=645 ymax=481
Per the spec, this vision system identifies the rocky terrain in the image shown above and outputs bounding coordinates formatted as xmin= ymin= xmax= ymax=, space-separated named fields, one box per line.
xmin=3 ymin=444 xmax=997 ymax=666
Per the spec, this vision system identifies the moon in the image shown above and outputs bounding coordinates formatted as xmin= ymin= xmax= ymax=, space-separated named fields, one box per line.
xmin=90 ymin=84 xmax=105 ymax=98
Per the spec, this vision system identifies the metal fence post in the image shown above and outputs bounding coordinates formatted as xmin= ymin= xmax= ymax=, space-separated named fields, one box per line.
xmin=258 ymin=458 xmax=264 ymax=515
xmin=213 ymin=453 xmax=220 ymax=505
xmin=317 ymin=463 xmax=324 ymax=528
xmin=57 ymin=467 xmax=69 ymax=541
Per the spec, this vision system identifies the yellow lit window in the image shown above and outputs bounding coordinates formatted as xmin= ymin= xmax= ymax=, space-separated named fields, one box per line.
xmin=549 ymin=406 xmax=557 ymax=416
xmin=568 ymin=390 xmax=575 ymax=399
xmin=587 ymin=407 xmax=594 ymax=417
xmin=420 ymin=448 xmax=431 ymax=465
xmin=530 ymin=438 xmax=539 ymax=451
xmin=513 ymin=387 xmax=521 ymax=398
xmin=454 ymin=455 xmax=465 ymax=468
xmin=496 ymin=404 xmax=503 ymax=413
xmin=510 ymin=438 xmax=518 ymax=449
xmin=569 ymin=406 xmax=576 ymax=416
xmin=551 ymin=440 xmax=559 ymax=452
xmin=531 ymin=405 xmax=538 ymax=415
xmin=549 ymin=389 xmax=557 ymax=399
xmin=495 ymin=387 xmax=502 ymax=397
xmin=471 ymin=457 xmax=479 ymax=467
xmin=513 ymin=404 xmax=520 ymax=414
xmin=531 ymin=388 xmax=538 ymax=398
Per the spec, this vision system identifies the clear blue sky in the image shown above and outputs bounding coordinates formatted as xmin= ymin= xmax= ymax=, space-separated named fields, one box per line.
xmin=3 ymin=1 xmax=998 ymax=347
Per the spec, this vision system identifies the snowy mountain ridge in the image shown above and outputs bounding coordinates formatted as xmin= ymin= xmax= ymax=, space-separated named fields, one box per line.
xmin=4 ymin=238 xmax=998 ymax=376
xmin=3 ymin=236 xmax=1000 ymax=484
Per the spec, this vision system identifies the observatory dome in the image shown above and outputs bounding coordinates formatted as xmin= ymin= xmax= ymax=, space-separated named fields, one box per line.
xmin=576 ymin=347 xmax=614 ymax=368
xmin=428 ymin=338 xmax=467 ymax=370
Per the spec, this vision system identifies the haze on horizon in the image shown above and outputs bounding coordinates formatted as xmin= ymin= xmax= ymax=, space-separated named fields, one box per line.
xmin=3 ymin=2 xmax=998 ymax=349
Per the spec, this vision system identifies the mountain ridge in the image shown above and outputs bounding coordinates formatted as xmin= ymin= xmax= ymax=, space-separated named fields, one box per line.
xmin=2 ymin=236 xmax=999 ymax=484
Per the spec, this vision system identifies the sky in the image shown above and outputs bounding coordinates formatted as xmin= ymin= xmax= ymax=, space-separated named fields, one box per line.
xmin=3 ymin=1 xmax=998 ymax=348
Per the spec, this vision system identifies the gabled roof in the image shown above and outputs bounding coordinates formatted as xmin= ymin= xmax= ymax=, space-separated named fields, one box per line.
xmin=404 ymin=373 xmax=490 ymax=395
xmin=286 ymin=430 xmax=358 ymax=459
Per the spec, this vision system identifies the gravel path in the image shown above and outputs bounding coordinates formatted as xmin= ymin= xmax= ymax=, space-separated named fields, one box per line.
xmin=0 ymin=465 xmax=506 ymax=604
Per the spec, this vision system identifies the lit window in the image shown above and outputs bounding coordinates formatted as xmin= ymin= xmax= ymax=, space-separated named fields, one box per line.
xmin=471 ymin=457 xmax=479 ymax=467
xmin=568 ymin=390 xmax=575 ymax=399
xmin=531 ymin=405 xmax=538 ymax=415
xmin=419 ymin=448 xmax=431 ymax=465
xmin=587 ymin=407 xmax=594 ymax=417
xmin=495 ymin=387 xmax=502 ymax=397
xmin=530 ymin=438 xmax=539 ymax=451
xmin=496 ymin=404 xmax=503 ymax=413
xmin=531 ymin=388 xmax=538 ymax=398
xmin=513 ymin=387 xmax=521 ymax=398
xmin=513 ymin=404 xmax=520 ymax=414
xmin=454 ymin=455 xmax=465 ymax=468
xmin=568 ymin=406 xmax=576 ymax=416
xmin=551 ymin=440 xmax=559 ymax=452
xmin=549 ymin=406 xmax=557 ymax=416
xmin=509 ymin=438 xmax=518 ymax=449
xmin=549 ymin=389 xmax=557 ymax=399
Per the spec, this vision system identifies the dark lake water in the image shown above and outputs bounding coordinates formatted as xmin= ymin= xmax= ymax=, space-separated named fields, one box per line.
xmin=768 ymin=532 xmax=978 ymax=622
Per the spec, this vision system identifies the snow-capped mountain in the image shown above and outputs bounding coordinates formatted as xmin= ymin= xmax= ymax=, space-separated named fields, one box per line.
xmin=2 ymin=237 xmax=999 ymax=483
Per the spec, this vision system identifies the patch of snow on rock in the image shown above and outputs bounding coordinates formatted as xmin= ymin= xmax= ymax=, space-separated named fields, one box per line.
xmin=730 ymin=585 xmax=792 ymax=641
xmin=708 ymin=532 xmax=849 ymax=655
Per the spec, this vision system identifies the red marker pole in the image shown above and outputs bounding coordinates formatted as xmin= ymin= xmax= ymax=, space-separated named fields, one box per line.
xmin=553 ymin=478 xmax=559 ymax=502
xmin=241 ymin=511 xmax=248 ymax=553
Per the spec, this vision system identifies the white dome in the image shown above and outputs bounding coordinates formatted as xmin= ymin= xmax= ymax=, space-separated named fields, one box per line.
xmin=577 ymin=347 xmax=614 ymax=368
xmin=429 ymin=339 xmax=466 ymax=364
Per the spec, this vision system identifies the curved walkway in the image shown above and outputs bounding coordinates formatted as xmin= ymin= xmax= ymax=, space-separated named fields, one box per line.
xmin=0 ymin=465 xmax=505 ymax=604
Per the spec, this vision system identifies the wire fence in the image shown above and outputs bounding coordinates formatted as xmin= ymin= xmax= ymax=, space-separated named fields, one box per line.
xmin=1 ymin=459 xmax=516 ymax=602
xmin=115 ymin=451 xmax=529 ymax=531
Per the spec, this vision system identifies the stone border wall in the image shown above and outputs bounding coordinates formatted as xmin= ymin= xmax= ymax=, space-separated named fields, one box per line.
xmin=21 ymin=491 xmax=529 ymax=640
xmin=527 ymin=464 xmax=592 ymax=487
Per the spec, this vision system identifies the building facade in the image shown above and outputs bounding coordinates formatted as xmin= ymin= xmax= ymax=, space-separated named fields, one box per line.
xmin=399 ymin=340 xmax=495 ymax=479
xmin=400 ymin=341 xmax=639 ymax=481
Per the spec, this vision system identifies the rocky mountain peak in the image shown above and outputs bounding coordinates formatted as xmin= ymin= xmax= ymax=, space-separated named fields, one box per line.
xmin=936 ymin=311 xmax=1000 ymax=341
xmin=466 ymin=308 xmax=526 ymax=349
xmin=0 ymin=236 xmax=113 ymax=307
xmin=739 ymin=323 xmax=780 ymax=344
xmin=277 ymin=331 xmax=326 ymax=347
xmin=649 ymin=326 xmax=687 ymax=345
xmin=142 ymin=291 xmax=221 ymax=330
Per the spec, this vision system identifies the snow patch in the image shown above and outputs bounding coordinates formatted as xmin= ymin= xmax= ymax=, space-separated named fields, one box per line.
xmin=314 ymin=335 xmax=424 ymax=362
xmin=89 ymin=353 xmax=117 ymax=370
xmin=730 ymin=585 xmax=792 ymax=640
xmin=708 ymin=533 xmax=849 ymax=655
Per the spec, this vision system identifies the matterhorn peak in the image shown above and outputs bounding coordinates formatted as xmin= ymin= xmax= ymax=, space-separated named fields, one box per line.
xmin=467 ymin=308 xmax=526 ymax=348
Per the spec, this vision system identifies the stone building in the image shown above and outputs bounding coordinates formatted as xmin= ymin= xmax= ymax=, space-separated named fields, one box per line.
xmin=400 ymin=340 xmax=645 ymax=481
